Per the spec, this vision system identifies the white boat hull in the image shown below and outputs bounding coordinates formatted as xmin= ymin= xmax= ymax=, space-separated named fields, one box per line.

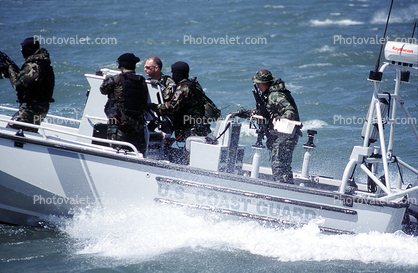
xmin=0 ymin=129 xmax=407 ymax=234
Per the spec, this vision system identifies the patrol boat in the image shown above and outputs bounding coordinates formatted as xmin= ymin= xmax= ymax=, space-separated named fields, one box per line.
xmin=1 ymin=39 xmax=418 ymax=234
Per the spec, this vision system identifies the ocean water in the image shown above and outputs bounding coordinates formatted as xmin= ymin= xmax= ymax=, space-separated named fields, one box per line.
xmin=1 ymin=0 xmax=418 ymax=272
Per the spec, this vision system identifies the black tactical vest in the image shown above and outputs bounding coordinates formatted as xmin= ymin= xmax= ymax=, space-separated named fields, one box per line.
xmin=119 ymin=73 xmax=148 ymax=117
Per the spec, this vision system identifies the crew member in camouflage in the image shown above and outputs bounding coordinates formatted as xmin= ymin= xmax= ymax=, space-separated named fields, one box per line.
xmin=3 ymin=37 xmax=54 ymax=133
xmin=144 ymin=56 xmax=175 ymax=102
xmin=143 ymin=56 xmax=176 ymax=133
xmin=147 ymin=61 xmax=208 ymax=141
xmin=100 ymin=53 xmax=148 ymax=155
xmin=241 ymin=69 xmax=301 ymax=184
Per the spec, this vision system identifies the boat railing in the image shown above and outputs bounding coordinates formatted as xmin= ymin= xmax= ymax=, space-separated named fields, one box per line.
xmin=339 ymin=62 xmax=418 ymax=200
xmin=84 ymin=114 xmax=107 ymax=122
xmin=0 ymin=111 xmax=142 ymax=158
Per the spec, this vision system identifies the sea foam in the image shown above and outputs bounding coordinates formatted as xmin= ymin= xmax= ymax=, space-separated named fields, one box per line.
xmin=60 ymin=203 xmax=418 ymax=265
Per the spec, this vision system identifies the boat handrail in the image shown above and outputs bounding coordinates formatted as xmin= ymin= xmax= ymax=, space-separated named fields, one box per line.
xmin=84 ymin=114 xmax=107 ymax=122
xmin=0 ymin=115 xmax=141 ymax=158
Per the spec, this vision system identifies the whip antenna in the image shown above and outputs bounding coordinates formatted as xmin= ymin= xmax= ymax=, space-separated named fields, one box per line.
xmin=411 ymin=21 xmax=417 ymax=40
xmin=369 ymin=0 xmax=394 ymax=81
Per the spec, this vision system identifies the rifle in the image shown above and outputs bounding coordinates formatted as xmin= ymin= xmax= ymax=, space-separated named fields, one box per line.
xmin=0 ymin=51 xmax=19 ymax=79
xmin=250 ymin=83 xmax=270 ymax=148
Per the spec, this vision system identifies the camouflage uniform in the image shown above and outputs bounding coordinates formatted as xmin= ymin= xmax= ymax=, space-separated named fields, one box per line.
xmin=154 ymin=78 xmax=207 ymax=140
xmin=146 ymin=74 xmax=176 ymax=134
xmin=252 ymin=70 xmax=301 ymax=184
xmin=100 ymin=69 xmax=148 ymax=154
xmin=6 ymin=48 xmax=54 ymax=133
xmin=154 ymin=74 xmax=176 ymax=102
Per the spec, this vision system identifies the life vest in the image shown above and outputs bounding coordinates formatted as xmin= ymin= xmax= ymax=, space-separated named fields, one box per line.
xmin=277 ymin=89 xmax=300 ymax=121
xmin=118 ymin=73 xmax=148 ymax=117
xmin=36 ymin=60 xmax=55 ymax=103
xmin=268 ymin=79 xmax=300 ymax=121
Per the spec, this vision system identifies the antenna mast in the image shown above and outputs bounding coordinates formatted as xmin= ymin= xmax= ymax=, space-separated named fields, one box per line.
xmin=411 ymin=21 xmax=417 ymax=40
xmin=369 ymin=0 xmax=394 ymax=81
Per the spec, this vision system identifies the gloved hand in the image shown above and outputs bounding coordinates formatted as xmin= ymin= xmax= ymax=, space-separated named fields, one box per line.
xmin=0 ymin=64 xmax=10 ymax=78
xmin=145 ymin=103 xmax=159 ymax=112
xmin=235 ymin=107 xmax=250 ymax=118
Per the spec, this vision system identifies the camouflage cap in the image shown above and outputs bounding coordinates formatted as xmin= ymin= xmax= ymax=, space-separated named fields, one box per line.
xmin=252 ymin=69 xmax=276 ymax=83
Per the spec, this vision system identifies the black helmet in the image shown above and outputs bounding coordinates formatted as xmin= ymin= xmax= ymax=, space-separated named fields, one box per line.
xmin=117 ymin=53 xmax=140 ymax=70
xmin=171 ymin=61 xmax=189 ymax=84
xmin=21 ymin=37 xmax=40 ymax=58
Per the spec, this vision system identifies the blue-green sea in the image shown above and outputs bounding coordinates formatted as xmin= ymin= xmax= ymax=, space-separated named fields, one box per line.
xmin=1 ymin=0 xmax=418 ymax=272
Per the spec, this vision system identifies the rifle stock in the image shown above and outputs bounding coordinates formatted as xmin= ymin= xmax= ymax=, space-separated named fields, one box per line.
xmin=251 ymin=83 xmax=270 ymax=148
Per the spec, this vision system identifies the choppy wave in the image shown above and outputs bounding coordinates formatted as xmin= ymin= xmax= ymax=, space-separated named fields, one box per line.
xmin=310 ymin=19 xmax=364 ymax=27
xmin=299 ymin=63 xmax=333 ymax=69
xmin=371 ymin=4 xmax=418 ymax=24
xmin=263 ymin=5 xmax=284 ymax=9
xmin=301 ymin=119 xmax=328 ymax=131
xmin=315 ymin=45 xmax=335 ymax=53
